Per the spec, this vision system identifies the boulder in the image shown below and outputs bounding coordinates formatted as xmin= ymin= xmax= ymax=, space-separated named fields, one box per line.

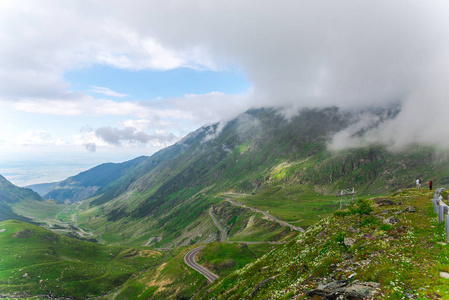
xmin=404 ymin=206 xmax=416 ymax=213
xmin=306 ymin=280 xmax=379 ymax=299
xmin=344 ymin=237 xmax=356 ymax=248
xmin=383 ymin=217 xmax=399 ymax=225
xmin=347 ymin=225 xmax=359 ymax=233
xmin=344 ymin=281 xmax=380 ymax=299
xmin=374 ymin=198 xmax=395 ymax=206
xmin=305 ymin=280 xmax=348 ymax=299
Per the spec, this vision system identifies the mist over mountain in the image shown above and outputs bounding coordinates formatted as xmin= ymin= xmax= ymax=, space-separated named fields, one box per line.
xmin=25 ymin=181 xmax=60 ymax=196
xmin=3 ymin=106 xmax=449 ymax=299
xmin=51 ymin=106 xmax=448 ymax=249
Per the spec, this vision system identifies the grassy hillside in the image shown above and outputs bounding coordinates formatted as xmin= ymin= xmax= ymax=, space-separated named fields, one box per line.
xmin=76 ymin=108 xmax=449 ymax=249
xmin=0 ymin=175 xmax=44 ymax=223
xmin=203 ymin=189 xmax=449 ymax=299
xmin=0 ymin=220 xmax=163 ymax=299
xmin=25 ymin=181 xmax=60 ymax=196
xmin=44 ymin=156 xmax=149 ymax=203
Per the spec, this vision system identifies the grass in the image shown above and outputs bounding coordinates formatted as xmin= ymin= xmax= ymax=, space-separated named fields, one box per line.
xmin=112 ymin=246 xmax=208 ymax=299
xmin=204 ymin=188 xmax=449 ymax=299
xmin=12 ymin=199 xmax=62 ymax=221
xmin=0 ymin=220 xmax=162 ymax=299
xmin=197 ymin=242 xmax=280 ymax=277
xmin=222 ymin=183 xmax=340 ymax=228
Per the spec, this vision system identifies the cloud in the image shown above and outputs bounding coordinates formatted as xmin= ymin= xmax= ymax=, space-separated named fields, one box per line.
xmin=15 ymin=130 xmax=68 ymax=147
xmin=84 ymin=143 xmax=97 ymax=153
xmin=95 ymin=126 xmax=177 ymax=147
xmin=88 ymin=86 xmax=129 ymax=98
xmin=2 ymin=0 xmax=449 ymax=151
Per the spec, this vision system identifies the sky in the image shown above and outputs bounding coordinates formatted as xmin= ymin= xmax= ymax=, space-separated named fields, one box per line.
xmin=1 ymin=0 xmax=449 ymax=186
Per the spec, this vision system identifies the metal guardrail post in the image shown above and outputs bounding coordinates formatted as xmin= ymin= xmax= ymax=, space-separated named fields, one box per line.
xmin=433 ymin=198 xmax=439 ymax=214
xmin=446 ymin=215 xmax=449 ymax=242
xmin=438 ymin=204 xmax=448 ymax=223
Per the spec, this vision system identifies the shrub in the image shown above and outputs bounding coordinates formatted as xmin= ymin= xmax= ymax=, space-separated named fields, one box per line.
xmin=349 ymin=199 xmax=373 ymax=215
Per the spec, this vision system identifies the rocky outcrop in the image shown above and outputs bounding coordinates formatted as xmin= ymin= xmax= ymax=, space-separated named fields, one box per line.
xmin=344 ymin=237 xmax=356 ymax=248
xmin=383 ymin=216 xmax=399 ymax=225
xmin=373 ymin=198 xmax=395 ymax=206
xmin=404 ymin=206 xmax=416 ymax=213
xmin=306 ymin=280 xmax=380 ymax=299
xmin=250 ymin=276 xmax=276 ymax=297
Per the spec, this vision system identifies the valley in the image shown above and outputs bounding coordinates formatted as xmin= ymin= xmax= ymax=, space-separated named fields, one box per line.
xmin=2 ymin=108 xmax=449 ymax=299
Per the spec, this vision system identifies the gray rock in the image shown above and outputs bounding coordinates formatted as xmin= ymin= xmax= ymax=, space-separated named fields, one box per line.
xmin=381 ymin=210 xmax=391 ymax=214
xmin=306 ymin=280 xmax=379 ymax=299
xmin=347 ymin=225 xmax=359 ymax=233
xmin=383 ymin=216 xmax=399 ymax=225
xmin=344 ymin=281 xmax=380 ymax=299
xmin=404 ymin=206 xmax=416 ymax=213
xmin=393 ymin=210 xmax=403 ymax=215
xmin=344 ymin=237 xmax=356 ymax=248
xmin=306 ymin=280 xmax=348 ymax=298
xmin=374 ymin=198 xmax=395 ymax=206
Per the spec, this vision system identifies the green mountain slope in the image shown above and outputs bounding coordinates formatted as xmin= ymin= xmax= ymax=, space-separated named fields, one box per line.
xmin=0 ymin=175 xmax=44 ymax=223
xmin=44 ymin=156 xmax=149 ymax=203
xmin=25 ymin=181 xmax=60 ymax=196
xmin=203 ymin=189 xmax=449 ymax=299
xmin=0 ymin=220 xmax=163 ymax=299
xmin=78 ymin=107 xmax=449 ymax=247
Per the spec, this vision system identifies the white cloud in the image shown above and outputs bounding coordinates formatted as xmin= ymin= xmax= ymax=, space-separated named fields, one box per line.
xmin=88 ymin=86 xmax=129 ymax=98
xmin=2 ymin=0 xmax=449 ymax=152
xmin=15 ymin=130 xmax=68 ymax=147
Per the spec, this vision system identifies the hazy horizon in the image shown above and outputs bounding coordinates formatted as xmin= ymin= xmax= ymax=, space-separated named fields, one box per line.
xmin=2 ymin=1 xmax=449 ymax=185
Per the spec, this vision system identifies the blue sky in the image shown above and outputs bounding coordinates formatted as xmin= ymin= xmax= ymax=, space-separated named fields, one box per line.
xmin=0 ymin=65 xmax=251 ymax=186
xmin=1 ymin=0 xmax=449 ymax=186
xmin=66 ymin=66 xmax=249 ymax=100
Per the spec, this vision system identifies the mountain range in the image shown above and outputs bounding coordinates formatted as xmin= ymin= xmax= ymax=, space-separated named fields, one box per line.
xmin=3 ymin=106 xmax=449 ymax=298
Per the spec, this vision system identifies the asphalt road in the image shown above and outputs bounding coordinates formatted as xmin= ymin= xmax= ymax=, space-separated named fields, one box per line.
xmin=209 ymin=207 xmax=227 ymax=242
xmin=225 ymin=198 xmax=304 ymax=232
xmin=184 ymin=246 xmax=219 ymax=283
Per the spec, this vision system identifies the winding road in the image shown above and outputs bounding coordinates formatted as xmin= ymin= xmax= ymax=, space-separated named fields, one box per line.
xmin=184 ymin=246 xmax=219 ymax=283
xmin=184 ymin=198 xmax=303 ymax=282
xmin=225 ymin=198 xmax=304 ymax=232
xmin=209 ymin=207 xmax=227 ymax=242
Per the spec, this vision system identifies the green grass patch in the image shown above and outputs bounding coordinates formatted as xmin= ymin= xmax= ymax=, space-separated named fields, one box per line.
xmin=0 ymin=220 xmax=162 ymax=299
xmin=198 ymin=242 xmax=278 ymax=277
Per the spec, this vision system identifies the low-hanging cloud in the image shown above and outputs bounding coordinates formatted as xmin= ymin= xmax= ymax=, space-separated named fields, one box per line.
xmin=2 ymin=1 xmax=449 ymax=151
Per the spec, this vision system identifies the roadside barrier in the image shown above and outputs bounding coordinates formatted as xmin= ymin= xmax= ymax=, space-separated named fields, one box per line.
xmin=432 ymin=188 xmax=449 ymax=241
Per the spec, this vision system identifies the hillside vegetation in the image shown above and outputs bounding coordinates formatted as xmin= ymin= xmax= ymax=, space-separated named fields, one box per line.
xmin=74 ymin=107 xmax=449 ymax=248
xmin=3 ymin=107 xmax=449 ymax=298
xmin=202 ymin=189 xmax=449 ymax=299
xmin=44 ymin=156 xmax=149 ymax=203
xmin=0 ymin=175 xmax=45 ymax=223
xmin=0 ymin=220 xmax=163 ymax=299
